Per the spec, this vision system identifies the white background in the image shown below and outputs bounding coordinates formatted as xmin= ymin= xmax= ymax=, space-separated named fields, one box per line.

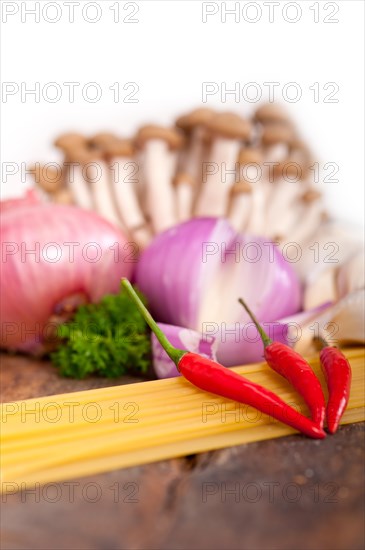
xmin=1 ymin=0 xmax=364 ymax=228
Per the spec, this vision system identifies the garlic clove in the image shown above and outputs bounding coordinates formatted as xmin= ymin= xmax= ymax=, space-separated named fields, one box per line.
xmin=292 ymin=221 xmax=364 ymax=281
xmin=295 ymin=290 xmax=365 ymax=355
xmin=337 ymin=249 xmax=365 ymax=298
xmin=303 ymin=266 xmax=338 ymax=311
xmin=321 ymin=290 xmax=365 ymax=345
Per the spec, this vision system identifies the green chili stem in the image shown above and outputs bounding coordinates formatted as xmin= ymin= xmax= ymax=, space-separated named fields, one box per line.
xmin=121 ymin=278 xmax=186 ymax=367
xmin=238 ymin=298 xmax=272 ymax=348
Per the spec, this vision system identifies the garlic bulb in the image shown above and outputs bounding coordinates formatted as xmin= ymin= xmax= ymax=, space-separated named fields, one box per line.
xmin=295 ymin=290 xmax=365 ymax=356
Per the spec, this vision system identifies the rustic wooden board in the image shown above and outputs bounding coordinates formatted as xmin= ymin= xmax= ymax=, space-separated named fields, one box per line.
xmin=1 ymin=352 xmax=364 ymax=550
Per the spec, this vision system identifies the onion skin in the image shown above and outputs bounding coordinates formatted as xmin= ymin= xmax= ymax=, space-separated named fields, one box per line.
xmin=135 ymin=218 xmax=302 ymax=366
xmin=1 ymin=204 xmax=134 ymax=353
xmin=151 ymin=323 xmax=218 ymax=378
xmin=0 ymin=189 xmax=40 ymax=214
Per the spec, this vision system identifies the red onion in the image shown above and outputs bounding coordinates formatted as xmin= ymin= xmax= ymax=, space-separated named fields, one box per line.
xmin=0 ymin=189 xmax=40 ymax=214
xmin=1 ymin=203 xmax=134 ymax=353
xmin=135 ymin=218 xmax=302 ymax=366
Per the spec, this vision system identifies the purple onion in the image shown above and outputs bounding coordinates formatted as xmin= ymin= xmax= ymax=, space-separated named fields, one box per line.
xmin=1 ymin=204 xmax=134 ymax=353
xmin=136 ymin=218 xmax=302 ymax=366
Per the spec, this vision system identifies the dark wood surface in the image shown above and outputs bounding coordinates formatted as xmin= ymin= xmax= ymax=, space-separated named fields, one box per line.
xmin=1 ymin=353 xmax=364 ymax=550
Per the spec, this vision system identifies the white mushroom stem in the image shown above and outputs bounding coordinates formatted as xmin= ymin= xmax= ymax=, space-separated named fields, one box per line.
xmin=195 ymin=137 xmax=241 ymax=217
xmin=236 ymin=149 xmax=266 ymax=235
xmin=133 ymin=148 xmax=149 ymax=216
xmin=111 ymin=156 xmax=152 ymax=248
xmin=266 ymin=179 xmax=304 ymax=240
xmin=246 ymin=180 xmax=268 ymax=235
xmin=174 ymin=173 xmax=195 ymax=223
xmin=228 ymin=182 xmax=252 ymax=232
xmin=262 ymin=132 xmax=291 ymax=160
xmin=54 ymin=134 xmax=94 ymax=210
xmin=174 ymin=127 xmax=208 ymax=221
xmin=265 ymin=142 xmax=289 ymax=163
xmin=258 ymin=122 xmax=295 ymax=227
xmin=261 ymin=147 xmax=293 ymax=236
xmin=143 ymin=139 xmax=177 ymax=233
xmin=184 ymin=126 xmax=208 ymax=184
xmin=281 ymin=193 xmax=324 ymax=246
xmin=65 ymin=162 xmax=94 ymax=210
xmin=86 ymin=159 xmax=124 ymax=228
xmin=266 ymin=152 xmax=311 ymax=240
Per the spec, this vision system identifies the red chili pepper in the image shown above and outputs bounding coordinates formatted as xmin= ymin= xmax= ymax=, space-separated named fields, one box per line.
xmin=319 ymin=344 xmax=352 ymax=434
xmin=238 ymin=298 xmax=326 ymax=429
xmin=178 ymin=353 xmax=324 ymax=438
xmin=122 ymin=279 xmax=325 ymax=439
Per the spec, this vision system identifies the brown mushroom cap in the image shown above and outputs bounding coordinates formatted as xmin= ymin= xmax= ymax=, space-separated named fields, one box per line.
xmin=204 ymin=113 xmax=252 ymax=141
xmin=53 ymin=188 xmax=74 ymax=205
xmin=66 ymin=145 xmax=103 ymax=165
xmin=261 ymin=124 xmax=295 ymax=147
xmin=135 ymin=125 xmax=185 ymax=151
xmin=302 ymin=188 xmax=322 ymax=203
xmin=90 ymin=133 xmax=135 ymax=158
xmin=273 ymin=159 xmax=306 ymax=180
xmin=231 ymin=180 xmax=252 ymax=195
xmin=238 ymin=147 xmax=263 ymax=166
xmin=29 ymin=165 xmax=64 ymax=193
xmin=54 ymin=133 xmax=87 ymax=151
xmin=89 ymin=133 xmax=115 ymax=149
xmin=290 ymin=138 xmax=313 ymax=164
xmin=290 ymin=137 xmax=309 ymax=152
xmin=254 ymin=103 xmax=291 ymax=125
xmin=175 ymin=108 xmax=215 ymax=132
xmin=174 ymin=172 xmax=196 ymax=187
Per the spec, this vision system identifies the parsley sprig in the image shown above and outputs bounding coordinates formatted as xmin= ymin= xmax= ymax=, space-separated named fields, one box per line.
xmin=51 ymin=287 xmax=151 ymax=379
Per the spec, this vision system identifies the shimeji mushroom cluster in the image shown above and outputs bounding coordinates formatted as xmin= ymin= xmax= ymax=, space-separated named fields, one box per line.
xmin=30 ymin=104 xmax=364 ymax=318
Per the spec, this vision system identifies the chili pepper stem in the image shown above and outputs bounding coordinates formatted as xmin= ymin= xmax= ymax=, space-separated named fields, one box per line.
xmin=121 ymin=278 xmax=186 ymax=368
xmin=238 ymin=298 xmax=272 ymax=348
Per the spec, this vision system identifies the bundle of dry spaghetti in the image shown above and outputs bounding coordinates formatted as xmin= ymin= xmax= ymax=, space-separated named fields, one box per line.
xmin=1 ymin=348 xmax=364 ymax=492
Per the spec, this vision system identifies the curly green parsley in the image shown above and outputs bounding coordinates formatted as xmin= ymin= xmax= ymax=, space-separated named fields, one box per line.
xmin=51 ymin=287 xmax=151 ymax=379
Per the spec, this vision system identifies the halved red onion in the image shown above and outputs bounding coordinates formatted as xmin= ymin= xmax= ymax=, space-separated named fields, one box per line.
xmin=135 ymin=218 xmax=302 ymax=365
xmin=152 ymin=323 xmax=218 ymax=378
xmin=1 ymin=203 xmax=134 ymax=353
xmin=134 ymin=218 xmax=236 ymax=328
